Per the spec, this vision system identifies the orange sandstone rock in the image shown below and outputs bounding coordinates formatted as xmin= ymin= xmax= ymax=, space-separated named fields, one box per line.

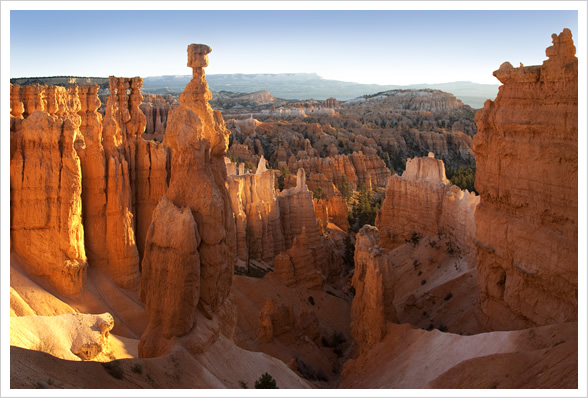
xmin=350 ymin=225 xmax=397 ymax=352
xmin=473 ymin=29 xmax=578 ymax=330
xmin=376 ymin=153 xmax=478 ymax=263
xmin=257 ymin=298 xmax=295 ymax=343
xmin=227 ymin=156 xmax=285 ymax=263
xmin=161 ymin=43 xmax=236 ymax=311
xmin=139 ymin=196 xmax=201 ymax=357
xmin=273 ymin=227 xmax=324 ymax=290
xmin=10 ymin=85 xmax=87 ymax=296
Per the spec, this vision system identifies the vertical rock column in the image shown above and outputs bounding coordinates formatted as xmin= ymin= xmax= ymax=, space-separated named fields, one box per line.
xmin=473 ymin=29 xmax=578 ymax=330
xmin=154 ymin=44 xmax=237 ymax=311
xmin=98 ymin=77 xmax=141 ymax=289
xmin=10 ymin=85 xmax=87 ymax=296
xmin=350 ymin=225 xmax=397 ymax=353
xmin=77 ymin=85 xmax=108 ymax=272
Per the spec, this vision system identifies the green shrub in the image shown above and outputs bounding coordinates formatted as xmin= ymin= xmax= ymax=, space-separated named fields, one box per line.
xmin=255 ymin=372 xmax=278 ymax=389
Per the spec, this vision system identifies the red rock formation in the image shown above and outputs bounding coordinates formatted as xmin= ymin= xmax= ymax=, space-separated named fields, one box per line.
xmin=473 ymin=29 xmax=578 ymax=330
xmin=349 ymin=151 xmax=391 ymax=189
xmin=288 ymin=151 xmax=389 ymax=191
xmin=313 ymin=198 xmax=329 ymax=235
xmin=89 ymin=76 xmax=142 ymax=289
xmin=350 ymin=226 xmax=397 ymax=352
xmin=76 ymin=85 xmax=108 ymax=276
xmin=228 ymin=156 xmax=285 ymax=262
xmin=257 ymin=299 xmax=295 ymax=343
xmin=376 ymin=153 xmax=478 ymax=264
xmin=321 ymin=97 xmax=339 ymax=108
xmin=157 ymin=44 xmax=236 ymax=311
xmin=273 ymin=227 xmax=324 ymax=290
xmin=326 ymin=194 xmax=350 ymax=232
xmin=278 ymin=169 xmax=322 ymax=249
xmin=134 ymin=139 xmax=169 ymax=260
xmin=10 ymin=85 xmax=87 ymax=296
xmin=139 ymin=196 xmax=201 ymax=357
xmin=140 ymin=94 xmax=177 ymax=138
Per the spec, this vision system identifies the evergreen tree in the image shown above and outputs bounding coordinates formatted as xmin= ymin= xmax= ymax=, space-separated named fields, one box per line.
xmin=255 ymin=373 xmax=278 ymax=389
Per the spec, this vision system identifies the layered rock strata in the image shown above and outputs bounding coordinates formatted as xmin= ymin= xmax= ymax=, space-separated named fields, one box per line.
xmin=473 ymin=29 xmax=578 ymax=329
xmin=273 ymin=227 xmax=325 ymax=290
xmin=278 ymin=169 xmax=323 ymax=249
xmin=81 ymin=76 xmax=147 ymax=289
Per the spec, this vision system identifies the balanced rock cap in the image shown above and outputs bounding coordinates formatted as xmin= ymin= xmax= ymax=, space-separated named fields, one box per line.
xmin=188 ymin=44 xmax=212 ymax=68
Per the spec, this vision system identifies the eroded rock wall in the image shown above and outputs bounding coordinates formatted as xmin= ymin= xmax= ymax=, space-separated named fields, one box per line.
xmin=11 ymin=76 xmax=171 ymax=295
xmin=227 ymin=156 xmax=285 ymax=263
xmin=473 ymin=29 xmax=578 ymax=329
xmin=10 ymin=84 xmax=87 ymax=296
xmin=288 ymin=151 xmax=390 ymax=190
xmin=376 ymin=153 xmax=479 ymax=264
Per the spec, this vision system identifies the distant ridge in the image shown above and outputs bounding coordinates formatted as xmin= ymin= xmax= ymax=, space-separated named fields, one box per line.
xmin=10 ymin=73 xmax=499 ymax=109
xmin=143 ymin=73 xmax=499 ymax=108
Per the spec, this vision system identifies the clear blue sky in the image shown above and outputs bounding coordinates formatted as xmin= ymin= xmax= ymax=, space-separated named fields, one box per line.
xmin=9 ymin=8 xmax=579 ymax=85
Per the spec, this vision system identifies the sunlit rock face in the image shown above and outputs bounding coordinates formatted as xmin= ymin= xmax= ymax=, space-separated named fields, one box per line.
xmin=85 ymin=76 xmax=144 ymax=289
xmin=376 ymin=153 xmax=479 ymax=265
xmin=144 ymin=44 xmax=237 ymax=312
xmin=138 ymin=44 xmax=238 ymax=357
xmin=473 ymin=29 xmax=578 ymax=330
xmin=10 ymin=77 xmax=159 ymax=295
xmin=287 ymin=151 xmax=390 ymax=191
xmin=10 ymin=84 xmax=87 ymax=296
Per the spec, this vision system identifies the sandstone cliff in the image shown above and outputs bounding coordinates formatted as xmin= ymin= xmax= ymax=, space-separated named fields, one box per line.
xmin=10 ymin=84 xmax=88 ymax=296
xmin=473 ymin=29 xmax=578 ymax=329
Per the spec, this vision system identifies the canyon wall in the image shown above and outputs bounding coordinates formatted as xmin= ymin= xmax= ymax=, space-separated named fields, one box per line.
xmin=349 ymin=153 xmax=480 ymax=351
xmin=473 ymin=29 xmax=578 ymax=330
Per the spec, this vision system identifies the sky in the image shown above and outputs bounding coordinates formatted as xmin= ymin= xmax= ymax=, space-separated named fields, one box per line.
xmin=6 ymin=3 xmax=581 ymax=86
